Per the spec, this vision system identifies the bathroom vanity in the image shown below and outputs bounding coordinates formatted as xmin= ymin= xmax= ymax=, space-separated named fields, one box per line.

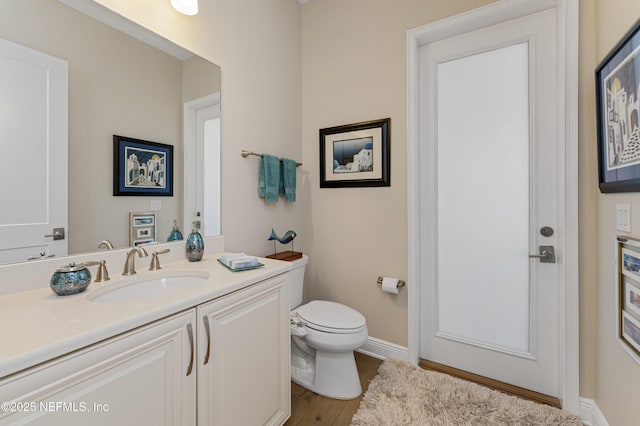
xmin=0 ymin=243 xmax=291 ymax=425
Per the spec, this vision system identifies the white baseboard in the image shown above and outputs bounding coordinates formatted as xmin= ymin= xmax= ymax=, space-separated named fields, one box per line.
xmin=357 ymin=336 xmax=409 ymax=361
xmin=579 ymin=398 xmax=608 ymax=426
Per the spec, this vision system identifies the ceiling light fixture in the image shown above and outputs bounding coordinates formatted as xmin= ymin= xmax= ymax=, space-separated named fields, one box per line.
xmin=171 ymin=0 xmax=198 ymax=15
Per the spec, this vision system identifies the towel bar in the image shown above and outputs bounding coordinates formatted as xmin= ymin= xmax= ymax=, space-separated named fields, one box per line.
xmin=376 ymin=276 xmax=406 ymax=288
xmin=241 ymin=150 xmax=302 ymax=167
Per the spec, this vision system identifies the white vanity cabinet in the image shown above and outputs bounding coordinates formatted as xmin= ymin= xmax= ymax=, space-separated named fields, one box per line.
xmin=197 ymin=274 xmax=291 ymax=426
xmin=0 ymin=271 xmax=291 ymax=426
xmin=0 ymin=310 xmax=197 ymax=426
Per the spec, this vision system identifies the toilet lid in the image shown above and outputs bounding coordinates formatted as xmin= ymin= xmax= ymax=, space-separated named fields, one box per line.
xmin=295 ymin=300 xmax=366 ymax=331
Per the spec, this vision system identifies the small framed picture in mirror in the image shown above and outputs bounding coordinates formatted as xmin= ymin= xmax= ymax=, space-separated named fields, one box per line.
xmin=129 ymin=212 xmax=156 ymax=246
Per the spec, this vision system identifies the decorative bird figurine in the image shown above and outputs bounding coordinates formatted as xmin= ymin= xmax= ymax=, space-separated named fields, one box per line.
xmin=267 ymin=229 xmax=301 ymax=259
xmin=268 ymin=228 xmax=297 ymax=245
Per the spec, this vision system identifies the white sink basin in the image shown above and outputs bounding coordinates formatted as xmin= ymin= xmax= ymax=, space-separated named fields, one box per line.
xmin=88 ymin=270 xmax=210 ymax=303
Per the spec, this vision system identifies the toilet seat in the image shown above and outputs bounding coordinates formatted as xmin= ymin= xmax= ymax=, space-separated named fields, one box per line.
xmin=295 ymin=300 xmax=366 ymax=334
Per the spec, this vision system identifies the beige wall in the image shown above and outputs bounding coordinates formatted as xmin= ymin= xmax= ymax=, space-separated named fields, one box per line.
xmin=578 ymin=0 xmax=599 ymax=402
xmin=26 ymin=0 xmax=640 ymax=421
xmin=301 ymin=0 xmax=494 ymax=348
xmin=93 ymin=0 xmax=307 ymax=257
xmin=301 ymin=0 xmax=640 ymax=421
xmin=182 ymin=55 xmax=221 ymax=103
xmin=1 ymin=0 xmax=185 ymax=253
xmin=299 ymin=0 xmax=618 ymax=409
xmin=592 ymin=1 xmax=640 ymax=424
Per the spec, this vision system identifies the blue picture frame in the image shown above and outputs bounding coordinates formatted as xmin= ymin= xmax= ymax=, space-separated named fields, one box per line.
xmin=596 ymin=18 xmax=640 ymax=193
xmin=113 ymin=135 xmax=173 ymax=196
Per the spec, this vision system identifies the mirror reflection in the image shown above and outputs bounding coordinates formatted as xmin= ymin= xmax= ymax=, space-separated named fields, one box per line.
xmin=0 ymin=0 xmax=221 ymax=265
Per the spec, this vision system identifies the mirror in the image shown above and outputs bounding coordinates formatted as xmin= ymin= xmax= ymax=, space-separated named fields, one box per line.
xmin=0 ymin=0 xmax=221 ymax=264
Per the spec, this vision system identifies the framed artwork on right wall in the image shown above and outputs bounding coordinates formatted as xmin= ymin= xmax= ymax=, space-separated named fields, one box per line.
xmin=319 ymin=118 xmax=390 ymax=188
xmin=617 ymin=236 xmax=640 ymax=363
xmin=596 ymin=19 xmax=640 ymax=193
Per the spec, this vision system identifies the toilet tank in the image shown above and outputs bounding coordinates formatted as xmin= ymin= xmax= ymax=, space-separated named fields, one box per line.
xmin=289 ymin=255 xmax=309 ymax=310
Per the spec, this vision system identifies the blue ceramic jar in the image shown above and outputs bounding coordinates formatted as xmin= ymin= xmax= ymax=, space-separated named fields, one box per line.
xmin=50 ymin=263 xmax=91 ymax=296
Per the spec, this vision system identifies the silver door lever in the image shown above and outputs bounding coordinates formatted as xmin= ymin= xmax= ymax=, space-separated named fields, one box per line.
xmin=529 ymin=246 xmax=556 ymax=263
xmin=44 ymin=227 xmax=65 ymax=241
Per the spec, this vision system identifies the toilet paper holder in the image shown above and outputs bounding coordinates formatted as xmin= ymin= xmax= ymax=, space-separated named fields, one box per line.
xmin=376 ymin=276 xmax=406 ymax=289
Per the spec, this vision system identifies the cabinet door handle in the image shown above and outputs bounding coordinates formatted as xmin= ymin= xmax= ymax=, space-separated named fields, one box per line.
xmin=186 ymin=323 xmax=194 ymax=376
xmin=203 ymin=315 xmax=211 ymax=365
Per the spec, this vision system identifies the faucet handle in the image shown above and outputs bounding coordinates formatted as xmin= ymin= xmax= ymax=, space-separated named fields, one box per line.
xmin=84 ymin=260 xmax=110 ymax=282
xmin=149 ymin=249 xmax=171 ymax=271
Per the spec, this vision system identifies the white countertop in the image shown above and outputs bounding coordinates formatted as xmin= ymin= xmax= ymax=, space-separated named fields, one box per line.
xmin=0 ymin=252 xmax=291 ymax=379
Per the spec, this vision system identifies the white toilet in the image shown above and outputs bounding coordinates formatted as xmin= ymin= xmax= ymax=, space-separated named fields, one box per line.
xmin=288 ymin=255 xmax=368 ymax=400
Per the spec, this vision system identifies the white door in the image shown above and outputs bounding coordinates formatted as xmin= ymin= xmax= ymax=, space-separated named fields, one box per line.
xmin=419 ymin=9 xmax=561 ymax=397
xmin=199 ymin=104 xmax=221 ymax=237
xmin=0 ymin=38 xmax=68 ymax=264
xmin=184 ymin=93 xmax=221 ymax=237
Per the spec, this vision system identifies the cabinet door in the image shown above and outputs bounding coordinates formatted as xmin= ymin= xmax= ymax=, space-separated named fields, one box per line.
xmin=0 ymin=311 xmax=196 ymax=426
xmin=197 ymin=274 xmax=290 ymax=426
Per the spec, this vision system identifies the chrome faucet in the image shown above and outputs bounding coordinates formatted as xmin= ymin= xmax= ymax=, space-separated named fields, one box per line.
xmin=122 ymin=246 xmax=149 ymax=276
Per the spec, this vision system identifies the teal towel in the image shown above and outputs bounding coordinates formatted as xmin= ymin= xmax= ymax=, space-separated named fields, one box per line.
xmin=281 ymin=158 xmax=297 ymax=202
xmin=258 ymin=160 xmax=266 ymax=197
xmin=259 ymin=154 xmax=280 ymax=202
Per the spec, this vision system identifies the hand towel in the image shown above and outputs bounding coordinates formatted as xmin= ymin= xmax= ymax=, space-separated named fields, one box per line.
xmin=229 ymin=257 xmax=259 ymax=269
xmin=221 ymin=252 xmax=247 ymax=265
xmin=220 ymin=252 xmax=259 ymax=269
xmin=281 ymin=158 xmax=297 ymax=202
xmin=258 ymin=154 xmax=280 ymax=202
xmin=259 ymin=160 xmax=266 ymax=197
xmin=279 ymin=160 xmax=285 ymax=197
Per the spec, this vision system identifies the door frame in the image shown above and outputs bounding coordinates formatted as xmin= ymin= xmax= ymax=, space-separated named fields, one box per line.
xmin=183 ymin=92 xmax=221 ymax=236
xmin=406 ymin=0 xmax=579 ymax=412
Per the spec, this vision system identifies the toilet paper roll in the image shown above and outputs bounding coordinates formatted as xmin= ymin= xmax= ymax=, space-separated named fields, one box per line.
xmin=381 ymin=277 xmax=400 ymax=295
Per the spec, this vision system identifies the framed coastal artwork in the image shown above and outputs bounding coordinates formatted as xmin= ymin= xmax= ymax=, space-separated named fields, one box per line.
xmin=319 ymin=118 xmax=390 ymax=188
xmin=596 ymin=19 xmax=640 ymax=192
xmin=129 ymin=212 xmax=156 ymax=246
xmin=113 ymin=135 xmax=173 ymax=196
xmin=616 ymin=236 xmax=640 ymax=364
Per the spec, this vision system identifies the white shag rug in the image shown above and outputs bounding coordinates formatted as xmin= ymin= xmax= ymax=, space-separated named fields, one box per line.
xmin=351 ymin=359 xmax=582 ymax=426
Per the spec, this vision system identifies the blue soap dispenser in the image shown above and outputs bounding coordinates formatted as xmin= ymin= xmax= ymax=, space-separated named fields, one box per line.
xmin=167 ymin=219 xmax=184 ymax=241
xmin=186 ymin=218 xmax=204 ymax=262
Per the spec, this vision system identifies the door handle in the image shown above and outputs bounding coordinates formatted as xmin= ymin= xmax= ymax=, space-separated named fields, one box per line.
xmin=203 ymin=315 xmax=211 ymax=365
xmin=44 ymin=227 xmax=65 ymax=241
xmin=27 ymin=253 xmax=55 ymax=261
xmin=186 ymin=323 xmax=194 ymax=376
xmin=529 ymin=245 xmax=556 ymax=263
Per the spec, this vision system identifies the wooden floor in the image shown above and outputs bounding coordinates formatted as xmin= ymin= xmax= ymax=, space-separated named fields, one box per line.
xmin=285 ymin=352 xmax=383 ymax=426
